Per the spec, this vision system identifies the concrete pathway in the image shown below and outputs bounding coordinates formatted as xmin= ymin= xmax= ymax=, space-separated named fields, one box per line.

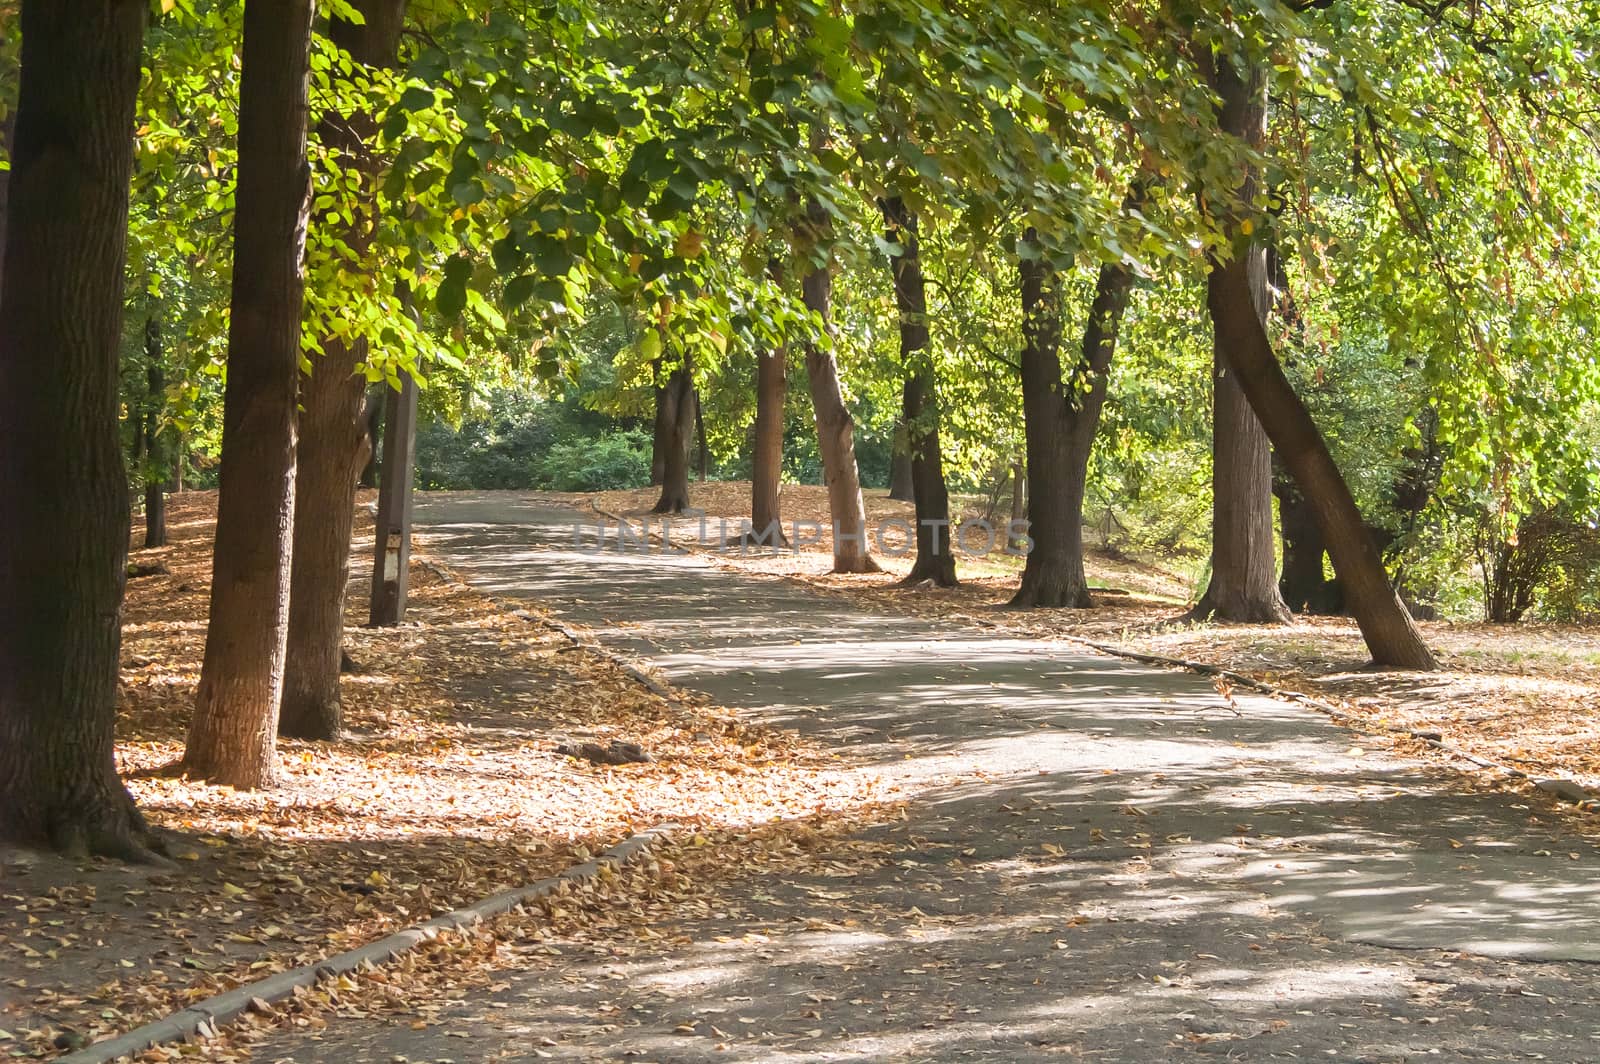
xmin=257 ymin=492 xmax=1600 ymax=1062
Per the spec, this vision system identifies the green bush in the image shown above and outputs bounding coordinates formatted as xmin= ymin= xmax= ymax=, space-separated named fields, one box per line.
xmin=533 ymin=429 xmax=653 ymax=492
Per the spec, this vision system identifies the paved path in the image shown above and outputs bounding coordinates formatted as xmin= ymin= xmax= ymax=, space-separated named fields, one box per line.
xmin=259 ymin=493 xmax=1600 ymax=1062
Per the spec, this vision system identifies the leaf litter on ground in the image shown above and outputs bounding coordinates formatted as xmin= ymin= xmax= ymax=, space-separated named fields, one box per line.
xmin=0 ymin=492 xmax=892 ymax=1060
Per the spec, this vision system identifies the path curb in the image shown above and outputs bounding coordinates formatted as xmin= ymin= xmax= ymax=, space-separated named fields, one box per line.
xmin=60 ymin=824 xmax=678 ymax=1064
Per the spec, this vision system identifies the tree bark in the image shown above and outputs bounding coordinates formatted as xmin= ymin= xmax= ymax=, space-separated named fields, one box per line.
xmin=0 ymin=111 xmax=14 ymax=300
xmin=143 ymin=315 xmax=168 ymax=548
xmin=280 ymin=0 xmax=406 ymax=741
xmin=651 ymin=357 xmax=694 ymax=514
xmin=799 ymin=200 xmax=877 ymax=574
xmin=1011 ymin=221 xmax=1137 ymax=608
xmin=882 ymin=197 xmax=954 ymax=586
xmin=1203 ymin=49 xmax=1435 ymax=668
xmin=185 ymin=0 xmax=318 ymax=786
xmin=750 ymin=320 xmax=787 ymax=543
xmin=0 ymin=0 xmax=154 ymax=858
xmin=1191 ymin=50 xmax=1290 ymax=624
xmin=887 ymin=424 xmax=915 ymax=502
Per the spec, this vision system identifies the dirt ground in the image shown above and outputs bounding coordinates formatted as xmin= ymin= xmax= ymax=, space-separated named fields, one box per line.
xmin=595 ymin=480 xmax=1600 ymax=795
xmin=0 ymin=492 xmax=887 ymax=1060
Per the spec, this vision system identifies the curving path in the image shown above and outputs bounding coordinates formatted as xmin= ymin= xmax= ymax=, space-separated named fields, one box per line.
xmin=256 ymin=491 xmax=1600 ymax=1063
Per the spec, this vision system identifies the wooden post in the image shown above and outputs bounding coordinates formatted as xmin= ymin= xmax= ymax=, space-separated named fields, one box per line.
xmin=369 ymin=371 xmax=417 ymax=626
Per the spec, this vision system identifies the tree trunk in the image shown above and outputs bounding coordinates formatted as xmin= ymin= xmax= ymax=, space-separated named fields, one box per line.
xmin=185 ymin=0 xmax=318 ymax=786
xmin=280 ymin=0 xmax=406 ymax=742
xmin=1276 ymin=477 xmax=1338 ymax=613
xmin=1204 ymin=49 xmax=1434 ymax=668
xmin=0 ymin=0 xmax=154 ymax=858
xmin=887 ymin=424 xmax=915 ymax=502
xmin=799 ymin=202 xmax=877 ymax=574
xmin=882 ymin=197 xmax=954 ymax=586
xmin=649 ymin=359 xmax=668 ymax=486
xmin=1008 ymin=461 xmax=1028 ymax=551
xmin=1191 ymin=50 xmax=1290 ymax=625
xmin=750 ymin=332 xmax=788 ymax=544
xmin=358 ymin=384 xmax=383 ymax=487
xmin=652 ymin=358 xmax=694 ymax=514
xmin=1012 ymin=222 xmax=1137 ymax=608
xmin=0 ymin=111 xmax=14 ymax=300
xmin=143 ymin=315 xmax=168 ymax=549
xmin=694 ymin=390 xmax=708 ymax=481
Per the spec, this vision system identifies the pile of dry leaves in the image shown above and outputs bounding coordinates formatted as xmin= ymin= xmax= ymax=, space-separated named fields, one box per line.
xmin=0 ymin=492 xmax=889 ymax=1059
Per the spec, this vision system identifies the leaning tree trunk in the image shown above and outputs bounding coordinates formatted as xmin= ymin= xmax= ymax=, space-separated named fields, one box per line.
xmin=185 ymin=0 xmax=318 ymax=786
xmin=280 ymin=0 xmax=406 ymax=741
xmin=143 ymin=315 xmax=168 ymax=548
xmin=1012 ymin=220 xmax=1138 ymax=608
xmin=1204 ymin=48 xmax=1434 ymax=668
xmin=1192 ymin=51 xmax=1290 ymax=624
xmin=652 ymin=358 xmax=694 ymax=514
xmin=0 ymin=0 xmax=154 ymax=858
xmin=750 ymin=327 xmax=788 ymax=545
xmin=882 ymin=197 xmax=954 ymax=586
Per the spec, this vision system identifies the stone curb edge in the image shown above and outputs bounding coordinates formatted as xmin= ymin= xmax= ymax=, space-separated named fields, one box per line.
xmin=58 ymin=824 xmax=679 ymax=1064
xmin=579 ymin=500 xmax=1600 ymax=816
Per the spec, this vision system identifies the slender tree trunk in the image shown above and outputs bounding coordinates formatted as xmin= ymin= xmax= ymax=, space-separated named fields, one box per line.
xmin=143 ymin=315 xmax=168 ymax=548
xmin=1012 ymin=219 xmax=1138 ymax=608
xmin=1008 ymin=462 xmax=1028 ymax=551
xmin=882 ymin=197 xmax=954 ymax=586
xmin=1192 ymin=52 xmax=1290 ymax=624
xmin=1203 ymin=49 xmax=1434 ymax=667
xmin=185 ymin=0 xmax=318 ymax=786
xmin=280 ymin=0 xmax=406 ymax=741
xmin=887 ymin=424 xmax=915 ymax=502
xmin=694 ymin=390 xmax=708 ymax=481
xmin=799 ymin=201 xmax=877 ymax=574
xmin=750 ymin=300 xmax=788 ymax=544
xmin=0 ymin=0 xmax=154 ymax=858
xmin=358 ymin=385 xmax=382 ymax=487
xmin=652 ymin=359 xmax=694 ymax=514
xmin=649 ymin=359 xmax=668 ymax=487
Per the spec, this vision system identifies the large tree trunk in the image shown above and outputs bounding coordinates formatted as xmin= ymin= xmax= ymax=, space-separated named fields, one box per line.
xmin=882 ymin=197 xmax=954 ymax=586
xmin=280 ymin=0 xmax=406 ymax=741
xmin=1204 ymin=49 xmax=1434 ymax=668
xmin=185 ymin=0 xmax=318 ymax=786
xmin=652 ymin=357 xmax=694 ymax=514
xmin=143 ymin=315 xmax=168 ymax=548
xmin=1191 ymin=52 xmax=1290 ymax=624
xmin=799 ymin=202 xmax=877 ymax=574
xmin=1011 ymin=224 xmax=1137 ymax=608
xmin=750 ymin=322 xmax=787 ymax=544
xmin=0 ymin=0 xmax=155 ymax=858
xmin=0 ymin=112 xmax=14 ymax=299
